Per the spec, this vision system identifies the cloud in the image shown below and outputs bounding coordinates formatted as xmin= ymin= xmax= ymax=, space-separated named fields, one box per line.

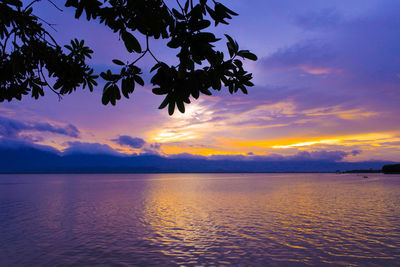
xmin=63 ymin=141 xmax=119 ymax=155
xmin=295 ymin=8 xmax=342 ymax=30
xmin=168 ymin=150 xmax=361 ymax=162
xmin=112 ymin=135 xmax=146 ymax=149
xmin=140 ymin=142 xmax=162 ymax=155
xmin=168 ymin=153 xmax=207 ymax=160
xmin=260 ymin=41 xmax=335 ymax=75
xmin=287 ymin=150 xmax=361 ymax=162
xmin=0 ymin=115 xmax=80 ymax=139
xmin=0 ymin=137 xmax=60 ymax=154
xmin=262 ymin=2 xmax=400 ymax=87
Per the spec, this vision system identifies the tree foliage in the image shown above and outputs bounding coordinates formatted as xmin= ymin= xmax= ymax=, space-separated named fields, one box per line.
xmin=0 ymin=0 xmax=257 ymax=115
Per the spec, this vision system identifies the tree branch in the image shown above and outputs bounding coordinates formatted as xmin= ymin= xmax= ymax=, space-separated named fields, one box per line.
xmin=24 ymin=0 xmax=41 ymax=12
xmin=47 ymin=0 xmax=63 ymax=12
xmin=176 ymin=0 xmax=184 ymax=13
xmin=39 ymin=63 xmax=63 ymax=101
xmin=132 ymin=36 xmax=160 ymax=64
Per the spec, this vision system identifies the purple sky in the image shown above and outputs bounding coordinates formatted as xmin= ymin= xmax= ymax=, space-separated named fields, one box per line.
xmin=1 ymin=0 xmax=400 ymax=162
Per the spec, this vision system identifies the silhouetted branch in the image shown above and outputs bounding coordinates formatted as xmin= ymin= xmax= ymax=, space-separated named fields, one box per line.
xmin=47 ymin=0 xmax=63 ymax=12
xmin=39 ymin=64 xmax=62 ymax=101
xmin=176 ymin=0 xmax=184 ymax=13
xmin=132 ymin=36 xmax=160 ymax=64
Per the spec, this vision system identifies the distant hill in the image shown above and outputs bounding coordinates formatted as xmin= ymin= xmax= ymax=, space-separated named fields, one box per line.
xmin=0 ymin=145 xmax=393 ymax=173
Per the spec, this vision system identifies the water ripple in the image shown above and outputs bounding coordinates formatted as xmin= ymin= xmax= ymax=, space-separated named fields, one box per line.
xmin=0 ymin=173 xmax=400 ymax=265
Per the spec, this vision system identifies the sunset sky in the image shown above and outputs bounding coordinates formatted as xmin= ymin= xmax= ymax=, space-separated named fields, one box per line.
xmin=1 ymin=0 xmax=400 ymax=163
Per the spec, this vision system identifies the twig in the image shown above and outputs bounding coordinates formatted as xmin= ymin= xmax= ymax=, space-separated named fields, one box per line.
xmin=161 ymin=0 xmax=173 ymax=15
xmin=24 ymin=0 xmax=41 ymax=12
xmin=146 ymin=36 xmax=160 ymax=63
xmin=1 ymin=28 xmax=17 ymax=53
xmin=42 ymin=29 xmax=60 ymax=47
xmin=47 ymin=0 xmax=63 ymax=12
xmin=32 ymin=15 xmax=58 ymax=32
xmin=39 ymin=63 xmax=63 ymax=101
xmin=132 ymin=36 xmax=160 ymax=64
xmin=148 ymin=49 xmax=160 ymax=64
xmin=132 ymin=50 xmax=148 ymax=65
xmin=176 ymin=0 xmax=184 ymax=13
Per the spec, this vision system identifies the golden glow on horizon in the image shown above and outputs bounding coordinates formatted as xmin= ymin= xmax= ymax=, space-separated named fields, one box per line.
xmin=218 ymin=132 xmax=397 ymax=150
xmin=272 ymin=139 xmax=340 ymax=148
xmin=154 ymin=132 xmax=400 ymax=158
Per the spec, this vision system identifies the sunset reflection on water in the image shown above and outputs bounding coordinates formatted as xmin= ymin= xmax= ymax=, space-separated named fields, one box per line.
xmin=141 ymin=174 xmax=400 ymax=265
xmin=0 ymin=173 xmax=400 ymax=265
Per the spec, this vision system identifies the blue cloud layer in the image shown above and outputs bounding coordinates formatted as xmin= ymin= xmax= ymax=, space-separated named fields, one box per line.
xmin=0 ymin=116 xmax=80 ymax=139
xmin=112 ymin=135 xmax=146 ymax=149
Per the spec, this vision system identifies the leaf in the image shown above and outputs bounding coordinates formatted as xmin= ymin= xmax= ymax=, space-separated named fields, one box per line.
xmin=234 ymin=59 xmax=243 ymax=68
xmin=121 ymin=31 xmax=141 ymax=53
xmin=224 ymin=34 xmax=235 ymax=46
xmin=100 ymin=72 xmax=108 ymax=80
xmin=121 ymin=78 xmax=134 ymax=98
xmin=200 ymin=88 xmax=212 ymax=95
xmin=158 ymin=95 xmax=169 ymax=109
xmin=240 ymin=85 xmax=248 ymax=94
xmin=218 ymin=2 xmax=238 ymax=16
xmin=151 ymin=63 xmax=162 ymax=72
xmin=177 ymin=100 xmax=185 ymax=113
xmin=191 ymin=89 xmax=200 ymax=99
xmin=167 ymin=38 xmax=180 ymax=49
xmin=168 ymin=101 xmax=175 ymax=115
xmin=172 ymin=8 xmax=185 ymax=20
xmin=112 ymin=59 xmax=125 ymax=66
xmin=191 ymin=20 xmax=211 ymax=31
xmin=184 ymin=0 xmax=190 ymax=13
xmin=152 ymin=87 xmax=167 ymax=95
xmin=237 ymin=50 xmax=258 ymax=61
xmin=4 ymin=0 xmax=22 ymax=7
xmin=75 ymin=4 xmax=84 ymax=19
xmin=134 ymin=75 xmax=144 ymax=86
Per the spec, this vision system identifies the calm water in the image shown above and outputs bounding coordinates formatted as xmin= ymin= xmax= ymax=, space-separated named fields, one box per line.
xmin=0 ymin=173 xmax=400 ymax=266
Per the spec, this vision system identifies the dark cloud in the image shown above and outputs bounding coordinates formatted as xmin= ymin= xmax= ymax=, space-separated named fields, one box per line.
xmin=112 ymin=135 xmax=146 ymax=149
xmin=287 ymin=150 xmax=361 ymax=162
xmin=169 ymin=150 xmax=361 ymax=162
xmin=139 ymin=142 xmax=163 ymax=155
xmin=0 ymin=116 xmax=80 ymax=139
xmin=0 ymin=137 xmax=60 ymax=154
xmin=150 ymin=143 xmax=162 ymax=150
xmin=168 ymin=153 xmax=207 ymax=160
xmin=63 ymin=141 xmax=119 ymax=155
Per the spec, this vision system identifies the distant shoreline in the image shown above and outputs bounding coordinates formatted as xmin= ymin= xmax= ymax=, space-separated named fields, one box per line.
xmin=0 ymin=171 xmax=383 ymax=175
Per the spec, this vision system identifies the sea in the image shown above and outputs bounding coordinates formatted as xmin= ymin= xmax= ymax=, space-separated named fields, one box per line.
xmin=0 ymin=173 xmax=399 ymax=266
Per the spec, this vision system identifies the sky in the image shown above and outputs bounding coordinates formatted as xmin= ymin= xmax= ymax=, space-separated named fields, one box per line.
xmin=1 ymin=0 xmax=400 ymax=163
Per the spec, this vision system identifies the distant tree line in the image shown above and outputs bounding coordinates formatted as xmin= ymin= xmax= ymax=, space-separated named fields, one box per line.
xmin=382 ymin=164 xmax=400 ymax=174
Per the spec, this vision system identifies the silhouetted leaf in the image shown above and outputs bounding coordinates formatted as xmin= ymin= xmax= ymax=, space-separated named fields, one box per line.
xmin=177 ymin=100 xmax=185 ymax=113
xmin=237 ymin=50 xmax=258 ymax=61
xmin=121 ymin=31 xmax=141 ymax=53
xmin=168 ymin=100 xmax=175 ymax=115
xmin=112 ymin=59 xmax=125 ymax=66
